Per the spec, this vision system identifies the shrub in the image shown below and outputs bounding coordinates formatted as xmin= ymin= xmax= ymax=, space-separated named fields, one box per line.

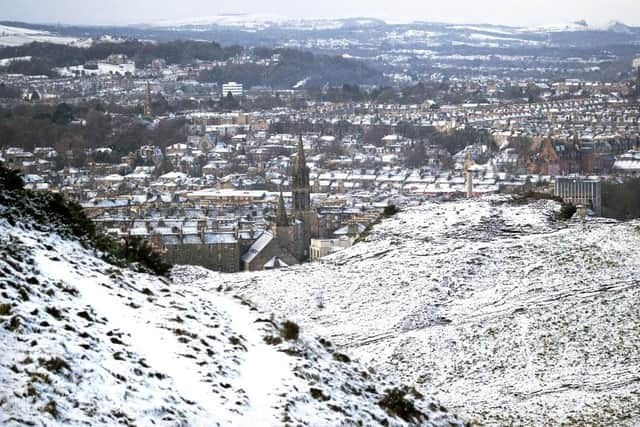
xmin=38 ymin=356 xmax=70 ymax=374
xmin=173 ymin=328 xmax=197 ymax=339
xmin=378 ymin=387 xmax=426 ymax=423
xmin=280 ymin=320 xmax=300 ymax=341
xmin=310 ymin=387 xmax=330 ymax=401
xmin=45 ymin=306 xmax=63 ymax=320
xmin=0 ymin=164 xmax=172 ymax=276
xmin=318 ymin=337 xmax=332 ymax=348
xmin=0 ymin=303 xmax=11 ymax=315
xmin=0 ymin=166 xmax=24 ymax=191
xmin=97 ymin=235 xmax=171 ymax=276
xmin=263 ymin=335 xmax=282 ymax=345
xmin=6 ymin=315 xmax=20 ymax=331
xmin=558 ymin=203 xmax=577 ymax=220
xmin=42 ymin=399 xmax=58 ymax=418
xmin=333 ymin=352 xmax=351 ymax=363
xmin=383 ymin=205 xmax=399 ymax=217
xmin=26 ymin=384 xmax=38 ymax=397
xmin=120 ymin=237 xmax=171 ymax=276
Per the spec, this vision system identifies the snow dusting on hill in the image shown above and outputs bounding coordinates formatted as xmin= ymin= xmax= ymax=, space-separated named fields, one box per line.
xmin=0 ymin=215 xmax=462 ymax=426
xmin=0 ymin=24 xmax=88 ymax=47
xmin=200 ymin=198 xmax=640 ymax=425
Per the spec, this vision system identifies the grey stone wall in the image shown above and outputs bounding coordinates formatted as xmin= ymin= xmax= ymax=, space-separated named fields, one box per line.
xmin=162 ymin=243 xmax=240 ymax=273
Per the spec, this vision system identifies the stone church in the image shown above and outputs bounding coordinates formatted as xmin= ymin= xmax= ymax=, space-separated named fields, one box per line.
xmin=241 ymin=137 xmax=317 ymax=271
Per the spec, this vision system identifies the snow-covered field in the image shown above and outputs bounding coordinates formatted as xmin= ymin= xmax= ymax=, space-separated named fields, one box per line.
xmin=200 ymin=198 xmax=640 ymax=425
xmin=3 ymin=195 xmax=637 ymax=425
xmin=0 ymin=24 xmax=88 ymax=47
xmin=0 ymin=216 xmax=461 ymax=426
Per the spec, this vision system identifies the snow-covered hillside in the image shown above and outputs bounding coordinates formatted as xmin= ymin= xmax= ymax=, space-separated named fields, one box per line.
xmin=0 ymin=216 xmax=463 ymax=426
xmin=198 ymin=198 xmax=640 ymax=425
xmin=154 ymin=14 xmax=385 ymax=31
xmin=0 ymin=24 xmax=89 ymax=47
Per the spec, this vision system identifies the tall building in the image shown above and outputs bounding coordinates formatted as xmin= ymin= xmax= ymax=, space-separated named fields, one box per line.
xmin=222 ymin=82 xmax=244 ymax=98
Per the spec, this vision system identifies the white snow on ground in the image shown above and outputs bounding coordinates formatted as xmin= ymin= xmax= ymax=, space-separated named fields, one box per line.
xmin=293 ymin=77 xmax=310 ymax=89
xmin=0 ymin=215 xmax=462 ymax=426
xmin=0 ymin=24 xmax=88 ymax=47
xmin=0 ymin=56 xmax=32 ymax=67
xmin=199 ymin=197 xmax=640 ymax=426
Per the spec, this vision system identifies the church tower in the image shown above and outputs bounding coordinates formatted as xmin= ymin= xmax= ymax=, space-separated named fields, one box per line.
xmin=292 ymin=136 xmax=311 ymax=214
xmin=273 ymin=188 xmax=307 ymax=262
xmin=290 ymin=136 xmax=314 ymax=260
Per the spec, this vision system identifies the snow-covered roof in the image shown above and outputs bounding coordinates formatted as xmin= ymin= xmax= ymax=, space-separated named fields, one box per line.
xmin=204 ymin=233 xmax=237 ymax=245
xmin=241 ymin=230 xmax=273 ymax=263
xmin=264 ymin=257 xmax=289 ymax=268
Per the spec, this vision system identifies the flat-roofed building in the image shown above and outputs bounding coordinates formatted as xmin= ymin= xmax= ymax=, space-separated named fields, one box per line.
xmin=222 ymin=82 xmax=243 ymax=97
xmin=555 ymin=177 xmax=602 ymax=215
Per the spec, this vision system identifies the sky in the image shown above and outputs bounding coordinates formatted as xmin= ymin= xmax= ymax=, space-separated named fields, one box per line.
xmin=1 ymin=0 xmax=638 ymax=27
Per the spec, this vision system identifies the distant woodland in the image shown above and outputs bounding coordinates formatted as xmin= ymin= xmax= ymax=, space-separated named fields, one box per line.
xmin=0 ymin=41 xmax=385 ymax=88
xmin=198 ymin=48 xmax=385 ymax=88
xmin=0 ymin=40 xmax=238 ymax=76
xmin=0 ymin=103 xmax=187 ymax=165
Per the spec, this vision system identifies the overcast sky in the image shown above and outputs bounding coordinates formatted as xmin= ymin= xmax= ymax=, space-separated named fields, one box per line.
xmin=1 ymin=0 xmax=638 ymax=27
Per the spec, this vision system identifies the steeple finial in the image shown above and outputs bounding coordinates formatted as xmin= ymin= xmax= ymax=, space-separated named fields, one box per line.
xmin=291 ymin=134 xmax=311 ymax=213
xmin=275 ymin=187 xmax=288 ymax=227
xmin=295 ymin=135 xmax=306 ymax=171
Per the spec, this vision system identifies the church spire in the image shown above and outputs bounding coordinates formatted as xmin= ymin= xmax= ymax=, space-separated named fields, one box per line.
xmin=275 ymin=188 xmax=289 ymax=227
xmin=292 ymin=135 xmax=309 ymax=189
xmin=294 ymin=135 xmax=306 ymax=175
xmin=291 ymin=135 xmax=310 ymax=213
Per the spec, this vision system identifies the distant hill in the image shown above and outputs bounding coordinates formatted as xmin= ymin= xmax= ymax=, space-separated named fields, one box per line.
xmin=2 ymin=19 xmax=639 ymax=83
xmin=3 ymin=18 xmax=640 ymax=50
xmin=0 ymin=39 xmax=386 ymax=88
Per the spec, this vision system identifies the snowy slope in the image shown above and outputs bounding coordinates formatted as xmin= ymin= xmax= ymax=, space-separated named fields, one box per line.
xmin=0 ymin=216 xmax=463 ymax=426
xmin=153 ymin=14 xmax=384 ymax=31
xmin=199 ymin=198 xmax=640 ymax=425
xmin=0 ymin=24 xmax=88 ymax=47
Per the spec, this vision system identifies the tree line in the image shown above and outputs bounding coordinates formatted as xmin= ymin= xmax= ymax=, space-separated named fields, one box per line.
xmin=0 ymin=40 xmax=240 ymax=76
xmin=0 ymin=103 xmax=187 ymax=165
xmin=198 ymin=48 xmax=385 ymax=89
